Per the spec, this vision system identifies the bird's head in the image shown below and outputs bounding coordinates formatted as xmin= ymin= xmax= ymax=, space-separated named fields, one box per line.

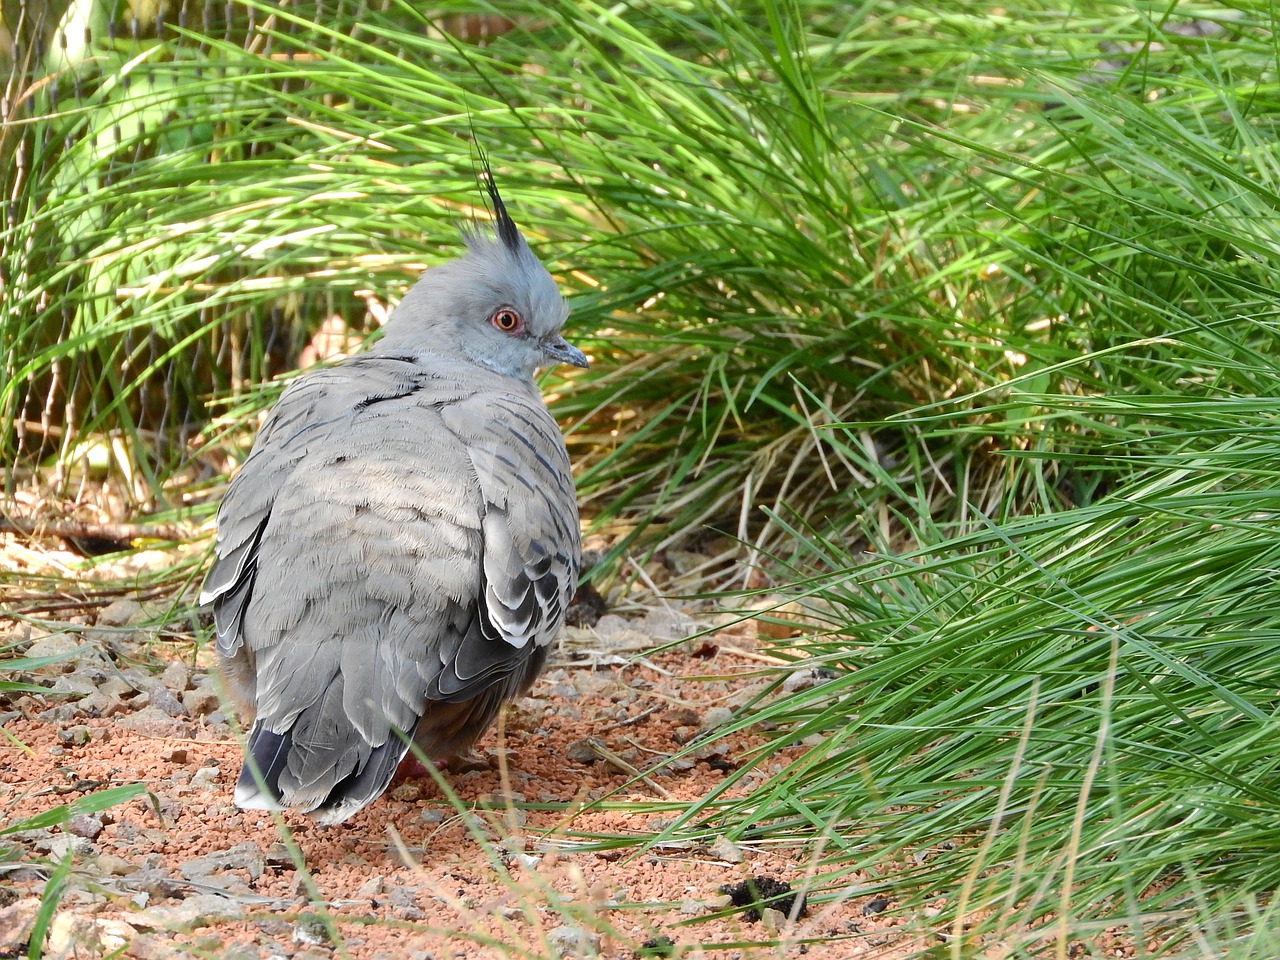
xmin=377 ymin=170 xmax=588 ymax=380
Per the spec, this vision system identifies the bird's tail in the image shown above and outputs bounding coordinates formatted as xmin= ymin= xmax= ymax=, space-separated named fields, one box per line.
xmin=233 ymin=725 xmax=290 ymax=811
xmin=233 ymin=720 xmax=412 ymax=826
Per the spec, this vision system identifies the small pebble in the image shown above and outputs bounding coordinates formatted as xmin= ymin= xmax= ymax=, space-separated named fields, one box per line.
xmin=709 ymin=835 xmax=743 ymax=863
xmin=564 ymin=738 xmax=600 ymax=764
xmin=118 ymin=706 xmax=189 ymax=738
xmin=160 ymin=661 xmax=191 ymax=693
xmin=95 ymin=853 xmax=132 ymax=876
xmin=133 ymin=869 xmax=183 ymax=901
xmin=862 ymin=896 xmax=890 ymax=915
xmin=547 ymin=923 xmax=601 ymax=958
xmin=56 ymin=725 xmax=92 ymax=746
xmin=132 ymin=893 xmax=245 ymax=932
xmin=263 ymin=844 xmax=294 ymax=870
xmin=25 ymin=634 xmax=81 ymax=660
xmin=760 ymin=906 xmax=788 ymax=931
xmin=700 ymin=706 xmax=735 ymax=734
xmin=666 ymin=707 xmax=700 ymax=727
xmin=548 ymin=683 xmax=579 ymax=701
xmin=50 ymin=675 xmax=97 ymax=696
xmin=641 ymin=608 xmax=695 ymax=639
xmin=189 ymin=767 xmax=220 ymax=789
xmin=65 ymin=815 xmax=103 ymax=840
xmin=99 ymin=675 xmax=136 ymax=700
xmin=47 ymin=835 xmax=94 ymax=860
xmin=182 ymin=687 xmax=222 ymax=717
xmin=145 ymin=685 xmax=188 ymax=718
xmin=97 ymin=598 xmax=145 ymax=626
xmin=291 ymin=914 xmax=331 ymax=946
xmin=592 ymin=614 xmax=631 ymax=636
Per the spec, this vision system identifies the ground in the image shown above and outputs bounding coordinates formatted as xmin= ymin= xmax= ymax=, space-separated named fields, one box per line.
xmin=0 ymin=539 xmax=930 ymax=960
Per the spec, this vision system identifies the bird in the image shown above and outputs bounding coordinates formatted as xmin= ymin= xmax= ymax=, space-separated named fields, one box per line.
xmin=199 ymin=169 xmax=587 ymax=825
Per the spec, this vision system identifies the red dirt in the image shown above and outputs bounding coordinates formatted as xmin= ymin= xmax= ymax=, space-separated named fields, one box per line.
xmin=1 ymin=587 xmax=929 ymax=960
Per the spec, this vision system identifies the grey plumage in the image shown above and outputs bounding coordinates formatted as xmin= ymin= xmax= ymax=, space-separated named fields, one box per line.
xmin=200 ymin=175 xmax=586 ymax=825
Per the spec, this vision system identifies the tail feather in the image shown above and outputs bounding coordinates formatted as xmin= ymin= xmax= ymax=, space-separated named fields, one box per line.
xmin=234 ymin=725 xmax=290 ymax=810
xmin=232 ymin=659 xmax=537 ymax=824
xmin=312 ymin=735 xmax=411 ymax=826
xmin=232 ymin=719 xmax=412 ymax=825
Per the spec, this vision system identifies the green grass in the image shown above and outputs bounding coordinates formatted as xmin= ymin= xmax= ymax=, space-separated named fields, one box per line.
xmin=671 ymin=391 xmax=1280 ymax=950
xmin=4 ymin=0 xmax=1280 ymax=953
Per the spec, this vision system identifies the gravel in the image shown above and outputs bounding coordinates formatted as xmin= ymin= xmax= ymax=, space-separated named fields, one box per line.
xmin=131 ymin=893 xmax=247 ymax=932
xmin=2 ymin=584 xmax=898 ymax=959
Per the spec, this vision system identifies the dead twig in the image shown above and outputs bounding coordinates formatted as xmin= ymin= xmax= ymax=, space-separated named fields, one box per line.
xmin=578 ymin=737 xmax=674 ymax=799
xmin=0 ymin=516 xmax=191 ymax=551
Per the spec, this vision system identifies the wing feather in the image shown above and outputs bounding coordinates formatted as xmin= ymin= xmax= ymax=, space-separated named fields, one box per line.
xmin=205 ymin=354 xmax=577 ymax=823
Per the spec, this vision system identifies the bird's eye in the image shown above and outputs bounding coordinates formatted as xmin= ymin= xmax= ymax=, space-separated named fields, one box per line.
xmin=490 ymin=308 xmax=524 ymax=333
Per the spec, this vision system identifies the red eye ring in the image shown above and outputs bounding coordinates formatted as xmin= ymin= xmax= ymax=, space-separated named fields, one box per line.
xmin=490 ymin=307 xmax=523 ymax=333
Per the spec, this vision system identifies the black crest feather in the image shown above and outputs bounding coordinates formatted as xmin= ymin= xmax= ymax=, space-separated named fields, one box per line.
xmin=477 ymin=149 xmax=524 ymax=255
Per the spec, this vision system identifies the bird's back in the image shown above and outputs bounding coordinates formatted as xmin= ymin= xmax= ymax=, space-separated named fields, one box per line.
xmin=202 ymin=349 xmax=580 ymax=824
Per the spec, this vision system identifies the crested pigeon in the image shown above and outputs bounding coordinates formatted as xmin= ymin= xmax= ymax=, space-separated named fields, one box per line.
xmin=200 ymin=172 xmax=586 ymax=825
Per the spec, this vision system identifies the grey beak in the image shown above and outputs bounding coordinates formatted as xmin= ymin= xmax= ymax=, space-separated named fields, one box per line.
xmin=542 ymin=335 xmax=589 ymax=369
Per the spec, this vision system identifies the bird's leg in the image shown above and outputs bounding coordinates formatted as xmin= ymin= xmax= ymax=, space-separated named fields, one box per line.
xmin=392 ymin=754 xmax=447 ymax=782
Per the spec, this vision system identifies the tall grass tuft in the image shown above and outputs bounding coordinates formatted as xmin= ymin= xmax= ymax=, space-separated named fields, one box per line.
xmin=668 ymin=360 xmax=1280 ymax=948
xmin=7 ymin=1 xmax=1269 ymax=550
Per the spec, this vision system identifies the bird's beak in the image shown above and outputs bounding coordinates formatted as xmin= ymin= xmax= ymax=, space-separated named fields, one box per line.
xmin=541 ymin=335 xmax=590 ymax=369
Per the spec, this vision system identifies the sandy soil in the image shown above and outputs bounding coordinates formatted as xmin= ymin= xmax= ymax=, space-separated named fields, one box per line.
xmin=0 ymin=556 xmax=930 ymax=960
